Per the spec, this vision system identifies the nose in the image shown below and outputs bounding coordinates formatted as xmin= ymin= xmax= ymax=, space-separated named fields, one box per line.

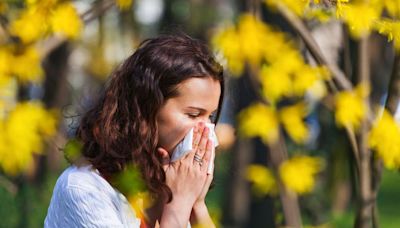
xmin=195 ymin=118 xmax=211 ymax=127
xmin=199 ymin=117 xmax=211 ymax=124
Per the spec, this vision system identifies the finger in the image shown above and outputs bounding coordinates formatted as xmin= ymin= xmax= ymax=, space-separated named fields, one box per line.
xmin=196 ymin=126 xmax=209 ymax=159
xmin=207 ymin=146 xmax=216 ymax=175
xmin=192 ymin=122 xmax=204 ymax=150
xmin=200 ymin=140 xmax=213 ymax=172
xmin=157 ymin=147 xmax=170 ymax=171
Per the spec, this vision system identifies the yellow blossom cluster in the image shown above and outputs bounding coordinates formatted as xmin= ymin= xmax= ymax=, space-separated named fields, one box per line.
xmin=212 ymin=14 xmax=271 ymax=75
xmin=376 ymin=19 xmax=400 ymax=51
xmin=338 ymin=2 xmax=381 ymax=38
xmin=334 ymin=84 xmax=369 ymax=130
xmin=279 ymin=155 xmax=323 ymax=194
xmin=213 ymin=14 xmax=328 ymax=104
xmin=260 ymin=52 xmax=329 ymax=103
xmin=246 ymin=164 xmax=277 ymax=197
xmin=50 ymin=3 xmax=83 ymax=39
xmin=9 ymin=0 xmax=82 ymax=43
xmin=382 ymin=0 xmax=400 ymax=18
xmin=265 ymin=0 xmax=310 ymax=16
xmin=246 ymin=155 xmax=323 ymax=196
xmin=238 ymin=103 xmax=279 ymax=144
xmin=239 ymin=102 xmax=310 ymax=145
xmin=265 ymin=0 xmax=400 ymax=47
xmin=336 ymin=0 xmax=400 ymax=46
xmin=0 ymin=102 xmax=58 ymax=175
xmin=280 ymin=103 xmax=309 ymax=144
xmin=113 ymin=165 xmax=150 ymax=219
xmin=0 ymin=46 xmax=43 ymax=85
xmin=368 ymin=110 xmax=400 ymax=169
xmin=128 ymin=191 xmax=152 ymax=221
xmin=116 ymin=0 xmax=134 ymax=11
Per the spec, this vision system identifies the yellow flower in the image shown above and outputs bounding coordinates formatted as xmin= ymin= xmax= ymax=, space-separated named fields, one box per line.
xmin=262 ymin=31 xmax=293 ymax=62
xmin=383 ymin=0 xmax=400 ymax=18
xmin=260 ymin=64 xmax=292 ymax=103
xmin=246 ymin=164 xmax=277 ymax=197
xmin=305 ymin=8 xmax=333 ymax=23
xmin=335 ymin=0 xmax=349 ymax=17
xmin=116 ymin=0 xmax=133 ymax=10
xmin=368 ymin=110 xmax=400 ymax=169
xmin=237 ymin=14 xmax=270 ymax=66
xmin=292 ymin=65 xmax=324 ymax=97
xmin=0 ymin=102 xmax=58 ymax=175
xmin=335 ymin=84 xmax=369 ymax=129
xmin=11 ymin=46 xmax=43 ymax=83
xmin=280 ymin=103 xmax=309 ymax=144
xmin=265 ymin=0 xmax=309 ymax=16
xmin=64 ymin=138 xmax=83 ymax=163
xmin=279 ymin=155 xmax=323 ymax=194
xmin=260 ymin=50 xmax=317 ymax=103
xmin=0 ymin=48 xmax=13 ymax=84
xmin=212 ymin=13 xmax=311 ymax=80
xmin=26 ymin=0 xmax=58 ymax=8
xmin=50 ymin=3 xmax=82 ymax=39
xmin=128 ymin=191 xmax=152 ymax=220
xmin=238 ymin=103 xmax=279 ymax=144
xmin=340 ymin=3 xmax=381 ymax=38
xmin=375 ymin=19 xmax=400 ymax=52
xmin=10 ymin=8 xmax=48 ymax=43
xmin=212 ymin=26 xmax=244 ymax=76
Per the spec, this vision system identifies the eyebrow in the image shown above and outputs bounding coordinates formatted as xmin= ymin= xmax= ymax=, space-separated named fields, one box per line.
xmin=187 ymin=106 xmax=218 ymax=113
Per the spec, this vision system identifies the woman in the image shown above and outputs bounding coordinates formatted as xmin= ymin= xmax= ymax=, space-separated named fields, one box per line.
xmin=44 ymin=34 xmax=224 ymax=227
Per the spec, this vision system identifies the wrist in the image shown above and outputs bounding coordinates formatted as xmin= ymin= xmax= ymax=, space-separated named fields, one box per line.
xmin=164 ymin=196 xmax=193 ymax=213
xmin=190 ymin=202 xmax=215 ymax=227
xmin=192 ymin=201 xmax=207 ymax=214
xmin=160 ymin=197 xmax=193 ymax=227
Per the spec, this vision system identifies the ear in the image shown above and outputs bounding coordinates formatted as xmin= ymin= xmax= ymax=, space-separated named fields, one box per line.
xmin=157 ymin=147 xmax=170 ymax=170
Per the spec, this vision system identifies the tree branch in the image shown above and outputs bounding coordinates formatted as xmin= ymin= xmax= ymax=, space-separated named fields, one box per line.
xmin=269 ymin=132 xmax=302 ymax=227
xmin=245 ymin=67 xmax=302 ymax=227
xmin=384 ymin=53 xmax=400 ymax=114
xmin=0 ymin=175 xmax=18 ymax=196
xmin=355 ymin=34 xmax=373 ymax=228
xmin=370 ymin=50 xmax=400 ymax=228
xmin=275 ymin=3 xmax=352 ymax=91
xmin=38 ymin=0 xmax=115 ymax=57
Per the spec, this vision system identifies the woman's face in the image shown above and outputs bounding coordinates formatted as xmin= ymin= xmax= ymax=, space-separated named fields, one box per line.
xmin=156 ymin=77 xmax=221 ymax=154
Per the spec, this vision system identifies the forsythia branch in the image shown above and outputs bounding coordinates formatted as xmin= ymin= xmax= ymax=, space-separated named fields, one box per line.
xmin=39 ymin=0 xmax=115 ymax=57
xmin=275 ymin=2 xmax=353 ymax=91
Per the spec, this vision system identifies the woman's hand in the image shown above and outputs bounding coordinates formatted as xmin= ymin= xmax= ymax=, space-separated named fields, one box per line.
xmin=157 ymin=122 xmax=214 ymax=227
xmin=189 ymin=123 xmax=216 ymax=227
xmin=191 ymin=123 xmax=215 ymax=205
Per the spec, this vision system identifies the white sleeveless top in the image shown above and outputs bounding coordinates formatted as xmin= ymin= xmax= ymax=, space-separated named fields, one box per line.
xmin=44 ymin=165 xmax=141 ymax=227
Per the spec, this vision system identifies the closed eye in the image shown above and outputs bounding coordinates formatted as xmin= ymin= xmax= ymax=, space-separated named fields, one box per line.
xmin=187 ymin=113 xmax=216 ymax=120
xmin=187 ymin=113 xmax=200 ymax=118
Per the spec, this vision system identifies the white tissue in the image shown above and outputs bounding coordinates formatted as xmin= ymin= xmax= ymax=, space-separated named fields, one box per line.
xmin=170 ymin=123 xmax=218 ymax=174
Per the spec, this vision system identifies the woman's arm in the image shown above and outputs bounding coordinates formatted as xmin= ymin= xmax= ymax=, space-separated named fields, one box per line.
xmin=190 ymin=202 xmax=215 ymax=228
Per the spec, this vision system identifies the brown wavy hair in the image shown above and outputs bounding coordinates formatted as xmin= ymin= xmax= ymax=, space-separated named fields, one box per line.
xmin=75 ymin=34 xmax=224 ymax=201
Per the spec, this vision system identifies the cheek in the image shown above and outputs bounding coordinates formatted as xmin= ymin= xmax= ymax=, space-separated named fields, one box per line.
xmin=157 ymin=115 xmax=195 ymax=152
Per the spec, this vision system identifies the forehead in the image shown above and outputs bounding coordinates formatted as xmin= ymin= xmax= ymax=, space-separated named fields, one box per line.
xmin=173 ymin=77 xmax=221 ymax=109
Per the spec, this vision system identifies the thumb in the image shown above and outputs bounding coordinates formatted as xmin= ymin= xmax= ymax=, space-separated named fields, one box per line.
xmin=157 ymin=147 xmax=170 ymax=170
